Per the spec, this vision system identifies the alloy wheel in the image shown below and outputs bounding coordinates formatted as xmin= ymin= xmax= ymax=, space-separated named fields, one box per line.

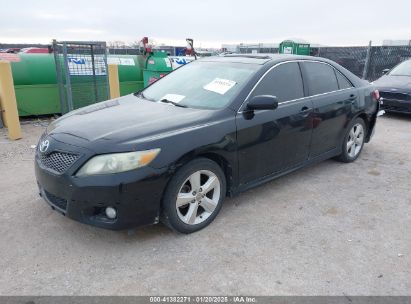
xmin=346 ymin=123 xmax=364 ymax=158
xmin=176 ymin=170 xmax=221 ymax=225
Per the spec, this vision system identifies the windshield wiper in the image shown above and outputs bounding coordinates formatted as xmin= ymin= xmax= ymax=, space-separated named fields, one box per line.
xmin=160 ymin=99 xmax=188 ymax=108
xmin=134 ymin=91 xmax=156 ymax=101
xmin=135 ymin=92 xmax=187 ymax=107
xmin=134 ymin=91 xmax=143 ymax=98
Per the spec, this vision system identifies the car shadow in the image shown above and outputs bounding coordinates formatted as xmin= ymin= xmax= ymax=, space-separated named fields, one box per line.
xmin=383 ymin=112 xmax=411 ymax=121
xmin=49 ymin=208 xmax=175 ymax=244
xmin=60 ymin=158 xmax=348 ymax=243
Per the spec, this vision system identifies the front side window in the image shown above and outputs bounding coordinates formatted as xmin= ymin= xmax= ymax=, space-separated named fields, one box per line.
xmin=303 ymin=62 xmax=339 ymax=95
xmin=142 ymin=60 xmax=260 ymax=109
xmin=250 ymin=62 xmax=304 ymax=102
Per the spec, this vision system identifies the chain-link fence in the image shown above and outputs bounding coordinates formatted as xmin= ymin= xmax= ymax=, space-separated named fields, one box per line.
xmin=313 ymin=45 xmax=411 ymax=81
xmin=53 ymin=40 xmax=109 ymax=114
xmin=238 ymin=43 xmax=411 ymax=82
xmin=311 ymin=46 xmax=368 ymax=78
xmin=365 ymin=46 xmax=411 ymax=81
xmin=238 ymin=45 xmax=279 ymax=54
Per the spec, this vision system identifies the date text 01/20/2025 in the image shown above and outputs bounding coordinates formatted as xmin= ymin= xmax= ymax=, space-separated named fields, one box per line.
xmin=149 ymin=296 xmax=257 ymax=303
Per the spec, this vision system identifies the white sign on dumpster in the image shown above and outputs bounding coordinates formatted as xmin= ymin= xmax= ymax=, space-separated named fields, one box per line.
xmin=283 ymin=47 xmax=293 ymax=54
xmin=67 ymin=56 xmax=107 ymax=76
xmin=107 ymin=57 xmax=135 ymax=66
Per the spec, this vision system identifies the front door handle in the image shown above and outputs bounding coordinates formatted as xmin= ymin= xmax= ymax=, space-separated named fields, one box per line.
xmin=299 ymin=106 xmax=312 ymax=118
xmin=300 ymin=106 xmax=312 ymax=112
xmin=349 ymin=94 xmax=357 ymax=101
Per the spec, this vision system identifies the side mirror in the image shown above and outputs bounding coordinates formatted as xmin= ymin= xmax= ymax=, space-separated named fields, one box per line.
xmin=382 ymin=68 xmax=390 ymax=75
xmin=247 ymin=95 xmax=278 ymax=111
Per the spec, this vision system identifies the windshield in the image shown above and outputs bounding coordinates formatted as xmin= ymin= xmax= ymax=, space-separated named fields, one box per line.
xmin=141 ymin=60 xmax=260 ymax=109
xmin=389 ymin=60 xmax=411 ymax=76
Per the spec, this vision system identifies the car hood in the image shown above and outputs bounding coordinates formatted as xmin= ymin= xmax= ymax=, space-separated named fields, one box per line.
xmin=373 ymin=75 xmax=411 ymax=92
xmin=48 ymin=94 xmax=217 ymax=144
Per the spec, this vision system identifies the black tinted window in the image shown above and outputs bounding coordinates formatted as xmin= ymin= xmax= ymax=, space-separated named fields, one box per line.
xmin=251 ymin=62 xmax=304 ymax=102
xmin=335 ymin=70 xmax=353 ymax=89
xmin=304 ymin=62 xmax=339 ymax=95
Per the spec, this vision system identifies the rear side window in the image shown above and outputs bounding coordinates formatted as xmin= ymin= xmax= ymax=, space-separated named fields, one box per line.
xmin=335 ymin=70 xmax=353 ymax=89
xmin=303 ymin=62 xmax=339 ymax=95
xmin=251 ymin=62 xmax=304 ymax=102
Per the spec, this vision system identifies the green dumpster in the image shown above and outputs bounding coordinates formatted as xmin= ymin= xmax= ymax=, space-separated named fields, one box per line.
xmin=143 ymin=51 xmax=173 ymax=87
xmin=11 ymin=54 xmax=61 ymax=116
xmin=9 ymin=54 xmax=145 ymax=116
xmin=111 ymin=55 xmax=145 ymax=95
xmin=279 ymin=40 xmax=310 ymax=55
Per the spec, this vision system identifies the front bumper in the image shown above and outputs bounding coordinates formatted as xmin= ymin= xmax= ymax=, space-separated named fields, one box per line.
xmin=380 ymin=93 xmax=411 ymax=114
xmin=34 ymin=137 xmax=170 ymax=230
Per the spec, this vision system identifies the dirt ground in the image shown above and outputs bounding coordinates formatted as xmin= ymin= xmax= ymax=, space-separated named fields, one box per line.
xmin=0 ymin=114 xmax=410 ymax=295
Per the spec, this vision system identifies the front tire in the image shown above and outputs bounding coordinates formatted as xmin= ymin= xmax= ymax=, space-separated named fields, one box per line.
xmin=336 ymin=117 xmax=366 ymax=163
xmin=161 ymin=158 xmax=226 ymax=234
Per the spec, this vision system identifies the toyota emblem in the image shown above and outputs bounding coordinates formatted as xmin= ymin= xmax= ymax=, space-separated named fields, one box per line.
xmin=39 ymin=139 xmax=50 ymax=153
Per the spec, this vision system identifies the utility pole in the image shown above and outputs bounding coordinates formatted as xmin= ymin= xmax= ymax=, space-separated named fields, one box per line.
xmin=362 ymin=40 xmax=372 ymax=80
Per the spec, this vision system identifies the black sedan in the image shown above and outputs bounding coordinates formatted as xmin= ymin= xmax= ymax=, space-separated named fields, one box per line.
xmin=35 ymin=54 xmax=380 ymax=233
xmin=374 ymin=59 xmax=411 ymax=114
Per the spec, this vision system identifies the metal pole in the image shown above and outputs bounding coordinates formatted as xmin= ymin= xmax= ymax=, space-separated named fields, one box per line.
xmin=53 ymin=40 xmax=66 ymax=114
xmin=90 ymin=44 xmax=99 ymax=102
xmin=103 ymin=42 xmax=110 ymax=100
xmin=62 ymin=42 xmax=74 ymax=112
xmin=362 ymin=40 xmax=372 ymax=80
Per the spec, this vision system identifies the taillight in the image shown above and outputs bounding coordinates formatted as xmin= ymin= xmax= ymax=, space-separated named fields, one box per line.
xmin=372 ymin=90 xmax=380 ymax=102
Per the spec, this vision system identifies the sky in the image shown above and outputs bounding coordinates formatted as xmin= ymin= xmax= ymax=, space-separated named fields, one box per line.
xmin=1 ymin=0 xmax=410 ymax=48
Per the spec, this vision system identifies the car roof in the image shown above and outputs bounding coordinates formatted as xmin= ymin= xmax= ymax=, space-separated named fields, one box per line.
xmin=202 ymin=53 xmax=325 ymax=65
xmin=200 ymin=53 xmax=366 ymax=86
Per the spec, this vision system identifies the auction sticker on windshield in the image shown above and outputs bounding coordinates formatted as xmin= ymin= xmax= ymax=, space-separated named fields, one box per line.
xmin=203 ymin=78 xmax=236 ymax=95
xmin=160 ymin=94 xmax=185 ymax=103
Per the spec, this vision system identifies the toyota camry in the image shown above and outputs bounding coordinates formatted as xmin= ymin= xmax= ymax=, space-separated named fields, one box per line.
xmin=35 ymin=54 xmax=380 ymax=233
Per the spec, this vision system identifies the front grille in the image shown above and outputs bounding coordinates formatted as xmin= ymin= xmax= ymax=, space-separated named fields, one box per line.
xmin=39 ymin=151 xmax=79 ymax=174
xmin=380 ymin=91 xmax=411 ymax=101
xmin=44 ymin=190 xmax=67 ymax=211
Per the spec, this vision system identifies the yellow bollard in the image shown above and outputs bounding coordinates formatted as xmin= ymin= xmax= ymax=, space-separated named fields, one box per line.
xmin=0 ymin=61 xmax=22 ymax=140
xmin=108 ymin=64 xmax=120 ymax=99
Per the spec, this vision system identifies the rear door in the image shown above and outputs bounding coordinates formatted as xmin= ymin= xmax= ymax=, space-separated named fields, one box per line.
xmin=300 ymin=61 xmax=356 ymax=157
xmin=236 ymin=62 xmax=314 ymax=185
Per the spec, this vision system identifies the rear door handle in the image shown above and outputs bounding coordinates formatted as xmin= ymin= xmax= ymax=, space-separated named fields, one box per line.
xmin=349 ymin=94 xmax=357 ymax=101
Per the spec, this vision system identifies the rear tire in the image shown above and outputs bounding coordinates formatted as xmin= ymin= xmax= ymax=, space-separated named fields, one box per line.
xmin=161 ymin=158 xmax=226 ymax=234
xmin=336 ymin=117 xmax=366 ymax=163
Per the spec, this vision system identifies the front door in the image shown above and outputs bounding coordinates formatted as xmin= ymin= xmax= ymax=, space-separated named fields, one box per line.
xmin=236 ymin=62 xmax=314 ymax=185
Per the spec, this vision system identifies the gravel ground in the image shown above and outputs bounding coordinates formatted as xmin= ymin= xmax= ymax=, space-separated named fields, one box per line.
xmin=0 ymin=114 xmax=410 ymax=296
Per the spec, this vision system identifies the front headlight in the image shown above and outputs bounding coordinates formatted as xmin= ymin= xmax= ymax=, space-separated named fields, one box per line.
xmin=76 ymin=149 xmax=160 ymax=177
